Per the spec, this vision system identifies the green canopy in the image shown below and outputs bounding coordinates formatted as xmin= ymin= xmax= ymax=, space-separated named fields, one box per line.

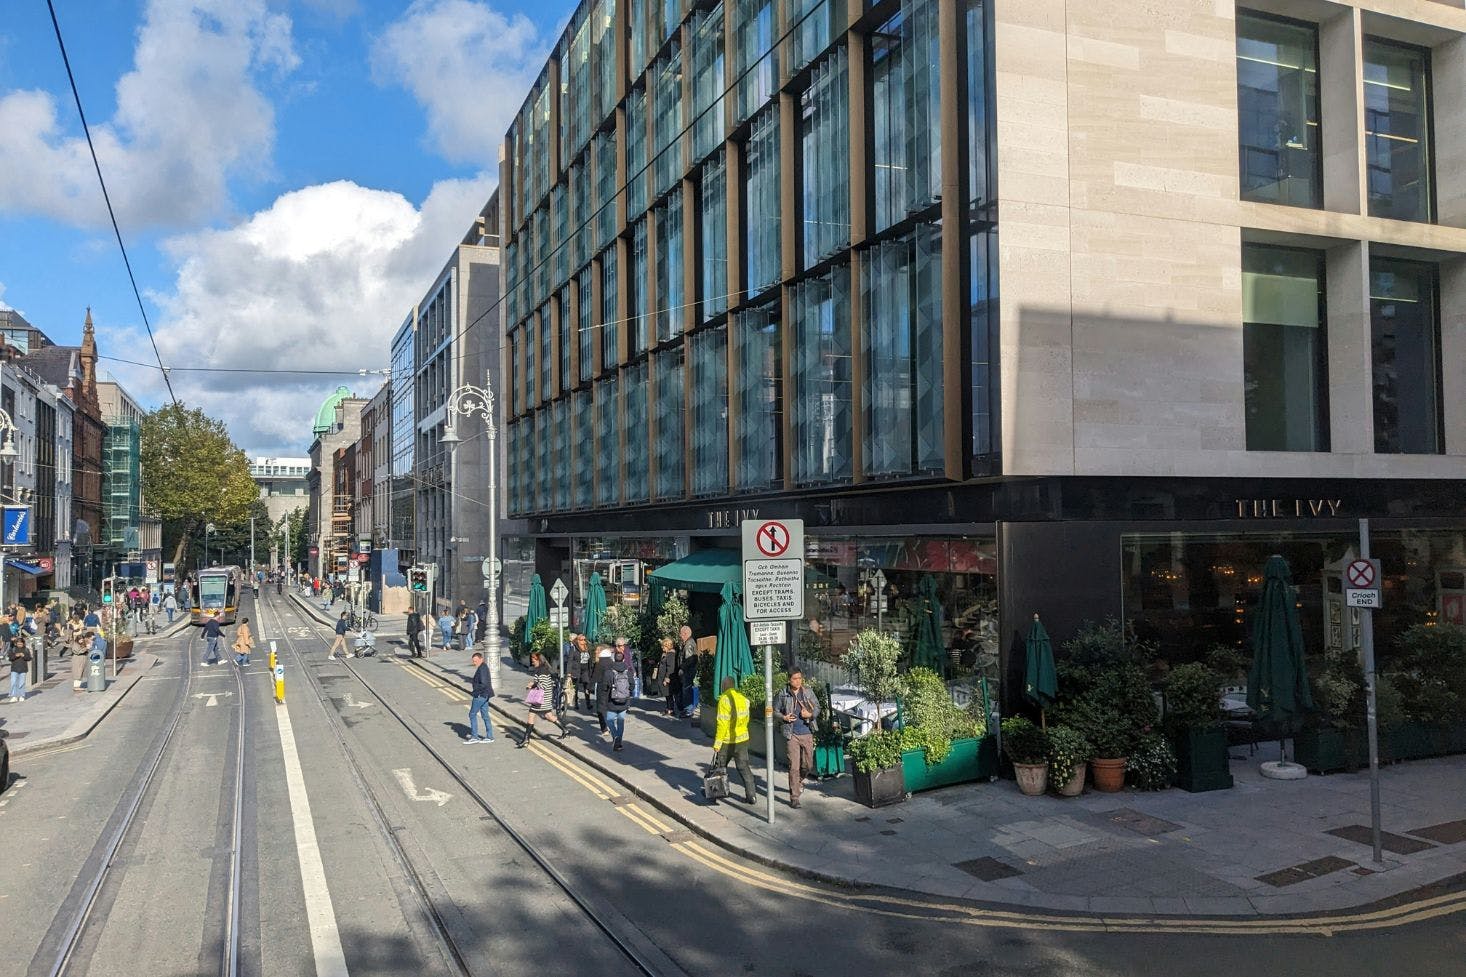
xmin=1247 ymin=555 xmax=1315 ymax=725
xmin=648 ymin=549 xmax=740 ymax=593
xmin=525 ymin=574 xmax=548 ymax=635
xmin=912 ymin=574 xmax=946 ymax=672
xmin=584 ymin=571 xmax=607 ymax=643
xmin=1024 ymin=615 xmax=1058 ymax=726
xmin=714 ymin=580 xmax=755 ymax=692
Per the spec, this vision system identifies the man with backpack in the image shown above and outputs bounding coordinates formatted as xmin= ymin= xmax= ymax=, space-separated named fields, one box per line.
xmin=597 ymin=643 xmax=635 ymax=752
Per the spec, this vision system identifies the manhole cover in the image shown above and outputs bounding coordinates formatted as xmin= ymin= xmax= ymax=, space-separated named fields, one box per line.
xmin=1327 ymin=825 xmax=1435 ymax=855
xmin=1409 ymin=820 xmax=1466 ymax=845
xmin=1104 ymin=808 xmax=1182 ymax=836
xmin=1256 ymin=855 xmax=1353 ymax=888
xmin=953 ymin=856 xmax=1022 ymax=881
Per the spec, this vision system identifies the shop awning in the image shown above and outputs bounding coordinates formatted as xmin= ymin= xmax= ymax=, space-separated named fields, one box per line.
xmin=7 ymin=560 xmax=46 ymax=576
xmin=647 ymin=549 xmax=740 ymax=594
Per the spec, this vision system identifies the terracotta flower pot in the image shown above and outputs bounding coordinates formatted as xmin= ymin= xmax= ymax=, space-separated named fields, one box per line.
xmin=1055 ymin=762 xmax=1087 ymax=797
xmin=1013 ymin=761 xmax=1049 ymax=796
xmin=1091 ymin=757 xmax=1127 ymax=792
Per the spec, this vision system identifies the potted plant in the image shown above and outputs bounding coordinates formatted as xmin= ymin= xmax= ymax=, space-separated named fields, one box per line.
xmin=1060 ymin=657 xmax=1155 ymax=792
xmin=896 ymin=667 xmax=993 ymax=791
xmin=1163 ymin=662 xmax=1233 ymax=792
xmin=1046 ymin=724 xmax=1090 ymax=797
xmin=1001 ymin=717 xmax=1049 ymax=795
xmin=1127 ymin=733 xmax=1177 ymax=791
xmin=812 ymin=681 xmax=847 ymax=777
xmin=848 ymin=729 xmax=906 ymax=807
xmin=1295 ymin=646 xmax=1366 ymax=773
xmin=742 ymin=670 xmax=789 ymax=764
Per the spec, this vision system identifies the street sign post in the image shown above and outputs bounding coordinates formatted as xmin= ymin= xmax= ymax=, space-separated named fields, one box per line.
xmin=1353 ymin=525 xmax=1384 ymax=865
xmin=871 ymin=568 xmax=888 ymax=630
xmin=551 ymin=576 xmax=569 ymax=679
xmin=741 ymin=518 xmax=804 ymax=825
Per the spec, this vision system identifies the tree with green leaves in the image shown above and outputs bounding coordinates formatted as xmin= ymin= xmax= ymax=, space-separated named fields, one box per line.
xmin=140 ymin=403 xmax=258 ymax=571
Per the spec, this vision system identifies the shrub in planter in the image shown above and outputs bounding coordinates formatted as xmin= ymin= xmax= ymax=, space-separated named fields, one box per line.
xmin=1127 ymin=734 xmax=1176 ymax=791
xmin=1046 ymin=724 xmax=1091 ymax=797
xmin=508 ymin=615 xmax=528 ymax=662
xmin=1001 ymin=717 xmax=1049 ymax=795
xmin=899 ymin=667 xmax=985 ymax=768
xmin=848 ymin=729 xmax=906 ymax=807
xmin=1164 ymin=663 xmax=1233 ymax=792
xmin=1392 ymin=624 xmax=1466 ymax=727
xmin=841 ymin=630 xmax=903 ymax=711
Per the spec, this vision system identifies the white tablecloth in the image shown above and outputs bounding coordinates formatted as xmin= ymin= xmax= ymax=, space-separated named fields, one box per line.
xmin=829 ymin=689 xmax=899 ymax=736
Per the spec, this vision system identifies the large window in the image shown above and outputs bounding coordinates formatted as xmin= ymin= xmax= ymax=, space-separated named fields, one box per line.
xmin=577 ymin=266 xmax=595 ymax=382
xmin=801 ymin=50 xmax=850 ymax=270
xmin=700 ymin=157 xmax=729 ymax=321
xmin=655 ymin=194 xmax=684 ymax=342
xmin=734 ymin=303 xmax=782 ymax=490
xmin=871 ymin=0 xmax=941 ymax=232
xmin=537 ymin=408 xmax=553 ymax=512
xmin=1236 ymin=12 xmax=1320 ymax=209
xmin=1242 ymin=244 xmax=1329 ymax=452
xmin=557 ymin=287 xmax=570 ymax=393
xmin=652 ymin=42 xmax=684 ymax=199
xmin=593 ymin=0 xmax=617 ymax=121
xmin=690 ymin=326 xmax=729 ymax=495
xmin=691 ymin=5 xmax=726 ymax=161
xmin=553 ymin=399 xmax=570 ymax=511
xmin=863 ymin=225 xmax=943 ymax=477
xmin=626 ymin=87 xmax=648 ymax=216
xmin=654 ymin=347 xmax=685 ymax=499
xmin=1371 ymin=257 xmax=1442 ymax=454
xmin=573 ymin=390 xmax=594 ymax=508
xmin=600 ymin=247 xmax=619 ymax=368
xmin=595 ymin=375 xmax=619 ymax=506
xmin=733 ymin=0 xmax=777 ymax=124
xmin=524 ymin=316 xmax=537 ymax=406
xmin=623 ymin=362 xmax=649 ymax=502
xmin=539 ymin=303 xmax=553 ymax=398
xmin=788 ymin=0 xmax=839 ymax=73
xmin=1364 ymin=38 xmax=1433 ymax=223
xmin=630 ymin=219 xmax=649 ymax=353
xmin=744 ymin=110 xmax=781 ymax=297
xmin=594 ymin=129 xmax=618 ymax=250
xmin=790 ymin=267 xmax=852 ymax=485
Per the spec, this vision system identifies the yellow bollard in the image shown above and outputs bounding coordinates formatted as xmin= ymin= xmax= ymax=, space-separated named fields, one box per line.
xmin=273 ymin=638 xmax=285 ymax=703
xmin=268 ymin=640 xmax=277 ymax=674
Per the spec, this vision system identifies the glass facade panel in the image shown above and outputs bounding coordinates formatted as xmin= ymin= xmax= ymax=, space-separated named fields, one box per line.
xmin=970 ymin=229 xmax=995 ymax=460
xmin=601 ymin=247 xmax=619 ymax=367
xmin=788 ymin=0 xmax=839 ymax=73
xmin=629 ymin=0 xmax=647 ymax=76
xmin=596 ymin=375 xmax=619 ymax=506
xmin=733 ymin=0 xmax=777 ymax=124
xmin=652 ymin=42 xmax=684 ymax=199
xmin=790 ymin=267 xmax=852 ymax=485
xmin=506 ymin=420 xmax=521 ymax=514
xmin=1364 ymin=39 xmax=1433 ymax=223
xmin=744 ymin=109 xmax=781 ymax=297
xmin=569 ymin=161 xmax=589 ymax=268
xmin=966 ymin=0 xmax=988 ymax=206
xmin=508 ymin=328 xmax=522 ymax=415
xmin=557 ymin=288 xmax=571 ymax=394
xmin=1242 ymin=244 xmax=1328 ymax=452
xmin=626 ymin=86 xmax=648 ymax=216
xmin=624 ymin=362 xmax=649 ymax=502
xmin=594 ymin=129 xmax=618 ymax=250
xmin=551 ymin=183 xmax=568 ymax=288
xmin=700 ymin=157 xmax=728 ymax=321
xmin=801 ymin=50 xmax=850 ymax=270
xmin=1371 ymin=257 xmax=1442 ymax=454
xmin=862 ymin=224 xmax=943 ymax=477
xmin=655 ymin=194 xmax=685 ymax=342
xmin=871 ymin=0 xmax=941 ymax=232
xmin=654 ymin=347 xmax=685 ymax=499
xmin=630 ymin=219 xmax=650 ymax=353
xmin=537 ymin=408 xmax=553 ymax=510
xmin=553 ymin=399 xmax=570 ymax=510
xmin=524 ymin=317 xmax=537 ymax=406
xmin=539 ymin=304 xmax=553 ymax=398
xmin=577 ymin=266 xmax=595 ymax=382
xmin=565 ymin=12 xmax=592 ymax=157
xmin=573 ymin=390 xmax=594 ymax=508
xmin=690 ymin=326 xmax=729 ymax=495
xmin=734 ymin=302 xmax=783 ymax=490
xmin=1236 ymin=12 xmax=1321 ymax=209
xmin=691 ymin=5 xmax=726 ymax=161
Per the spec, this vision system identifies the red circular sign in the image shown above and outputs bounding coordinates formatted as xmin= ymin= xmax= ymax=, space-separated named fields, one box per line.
xmin=1347 ymin=560 xmax=1375 ymax=588
xmin=755 ymin=521 xmax=792 ymax=557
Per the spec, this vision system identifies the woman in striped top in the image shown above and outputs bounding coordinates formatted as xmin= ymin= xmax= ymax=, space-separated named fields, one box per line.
xmin=519 ymin=650 xmax=569 ymax=747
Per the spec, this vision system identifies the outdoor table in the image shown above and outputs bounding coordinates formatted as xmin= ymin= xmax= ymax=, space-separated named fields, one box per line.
xmin=829 ymin=689 xmax=898 ymax=736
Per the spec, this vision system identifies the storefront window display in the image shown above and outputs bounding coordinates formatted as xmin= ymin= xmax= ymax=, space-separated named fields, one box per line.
xmin=1122 ymin=528 xmax=1466 ymax=676
xmin=572 ymin=536 xmax=686 ymax=628
xmin=499 ymin=536 xmax=537 ymax=625
xmin=795 ymin=535 xmax=999 ymax=689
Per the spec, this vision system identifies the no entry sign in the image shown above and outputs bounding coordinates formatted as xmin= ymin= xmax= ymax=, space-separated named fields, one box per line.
xmin=741 ymin=518 xmax=804 ymax=622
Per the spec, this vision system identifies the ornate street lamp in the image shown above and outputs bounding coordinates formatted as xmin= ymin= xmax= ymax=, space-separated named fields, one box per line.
xmin=439 ymin=371 xmax=501 ymax=686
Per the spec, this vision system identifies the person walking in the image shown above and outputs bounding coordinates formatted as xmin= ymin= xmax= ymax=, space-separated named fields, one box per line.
xmin=773 ymin=669 xmax=820 ymax=808
xmin=328 ymin=612 xmax=350 ymax=661
xmin=655 ymin=637 xmax=679 ymax=716
xmin=436 ymin=611 xmax=455 ymax=652
xmin=711 ymin=676 xmax=756 ymax=805
xmin=463 ymin=651 xmax=495 ymax=743
xmin=162 ymin=591 xmax=178 ymax=624
xmin=406 ymin=608 xmax=424 ymax=658
xmin=7 ymin=633 xmax=31 ymax=702
xmin=202 ymin=613 xmax=224 ymax=666
xmin=463 ymin=606 xmax=478 ymax=653
xmin=232 ymin=617 xmax=256 ymax=667
xmin=597 ymin=644 xmax=635 ymax=752
xmin=573 ymin=634 xmax=595 ymax=711
xmin=518 ymin=651 xmax=569 ymax=747
xmin=678 ymin=625 xmax=700 ymax=719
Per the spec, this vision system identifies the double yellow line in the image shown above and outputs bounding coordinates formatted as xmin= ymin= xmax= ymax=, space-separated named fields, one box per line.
xmin=394 ymin=659 xmax=1466 ymax=935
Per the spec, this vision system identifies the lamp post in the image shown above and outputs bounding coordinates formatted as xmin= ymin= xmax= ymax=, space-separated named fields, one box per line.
xmin=439 ymin=370 xmax=499 ymax=687
xmin=0 ymin=412 xmax=22 ymax=620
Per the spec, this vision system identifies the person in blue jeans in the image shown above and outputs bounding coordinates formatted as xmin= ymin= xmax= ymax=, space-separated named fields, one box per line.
xmin=597 ymin=646 xmax=634 ymax=752
xmin=463 ymin=651 xmax=495 ymax=743
xmin=437 ymin=612 xmax=455 ymax=651
xmin=202 ymin=614 xmax=224 ymax=665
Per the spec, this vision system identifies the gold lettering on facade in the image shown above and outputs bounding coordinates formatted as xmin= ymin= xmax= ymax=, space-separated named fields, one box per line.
xmin=1232 ymin=499 xmax=1345 ymax=519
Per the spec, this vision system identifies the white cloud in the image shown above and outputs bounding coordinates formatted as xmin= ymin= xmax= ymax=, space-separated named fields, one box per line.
xmin=0 ymin=283 xmax=10 ymax=311
xmin=371 ymin=0 xmax=549 ymax=165
xmin=0 ymin=0 xmax=297 ymax=228
xmin=98 ymin=175 xmax=495 ymax=455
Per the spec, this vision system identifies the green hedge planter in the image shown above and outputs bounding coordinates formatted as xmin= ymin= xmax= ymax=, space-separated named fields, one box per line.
xmin=899 ymin=735 xmax=998 ymax=793
xmin=1296 ymin=722 xmax=1466 ymax=774
xmin=814 ymin=743 xmax=846 ymax=778
xmin=746 ymin=717 xmax=789 ymax=765
xmin=1171 ymin=726 xmax=1233 ymax=792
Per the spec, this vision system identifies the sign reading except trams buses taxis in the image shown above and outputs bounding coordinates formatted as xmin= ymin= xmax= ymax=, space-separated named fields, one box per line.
xmin=741 ymin=518 xmax=803 ymax=623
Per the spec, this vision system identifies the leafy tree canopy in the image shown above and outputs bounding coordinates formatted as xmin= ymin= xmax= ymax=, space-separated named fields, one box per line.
xmin=140 ymin=403 xmax=258 ymax=569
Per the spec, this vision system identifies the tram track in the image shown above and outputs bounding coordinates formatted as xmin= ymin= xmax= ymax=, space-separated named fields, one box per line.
xmin=44 ymin=619 xmax=249 ymax=977
xmin=259 ymin=593 xmax=668 ymax=977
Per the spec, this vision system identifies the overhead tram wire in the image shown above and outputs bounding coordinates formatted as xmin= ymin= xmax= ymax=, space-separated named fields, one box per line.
xmin=45 ymin=0 xmax=177 ymax=406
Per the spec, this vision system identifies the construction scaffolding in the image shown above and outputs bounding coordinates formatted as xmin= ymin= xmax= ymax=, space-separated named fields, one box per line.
xmin=102 ymin=417 xmax=141 ymax=550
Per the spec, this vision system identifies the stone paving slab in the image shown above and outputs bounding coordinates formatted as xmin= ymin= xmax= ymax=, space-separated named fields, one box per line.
xmin=287 ymin=593 xmax=1466 ymax=918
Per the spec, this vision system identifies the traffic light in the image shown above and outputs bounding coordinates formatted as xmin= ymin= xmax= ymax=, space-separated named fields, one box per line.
xmin=101 ymin=577 xmax=115 ymax=605
xmin=409 ymin=568 xmax=428 ymax=592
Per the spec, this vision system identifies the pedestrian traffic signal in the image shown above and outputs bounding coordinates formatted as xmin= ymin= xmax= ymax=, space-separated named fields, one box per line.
xmin=101 ymin=578 xmax=114 ymax=605
xmin=409 ymin=568 xmax=428 ymax=592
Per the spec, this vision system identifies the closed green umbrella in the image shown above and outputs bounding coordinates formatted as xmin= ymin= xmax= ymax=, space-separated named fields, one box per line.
xmin=714 ymin=580 xmax=754 ymax=692
xmin=584 ymin=571 xmax=607 ymax=644
xmin=525 ymin=574 xmax=548 ymax=635
xmin=1248 ymin=555 xmax=1315 ymax=758
xmin=1024 ymin=614 xmax=1058 ymax=729
xmin=913 ymin=574 xmax=946 ymax=672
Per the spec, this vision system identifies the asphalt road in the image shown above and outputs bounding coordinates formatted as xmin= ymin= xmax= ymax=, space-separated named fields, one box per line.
xmin=5 ymin=591 xmax=1464 ymax=977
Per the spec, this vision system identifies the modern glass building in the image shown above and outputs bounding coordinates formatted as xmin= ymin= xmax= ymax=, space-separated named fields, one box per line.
xmin=499 ymin=0 xmax=1466 ymax=702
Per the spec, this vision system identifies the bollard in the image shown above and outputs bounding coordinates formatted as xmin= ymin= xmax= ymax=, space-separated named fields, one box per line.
xmin=274 ymin=661 xmax=285 ymax=703
xmin=268 ymin=640 xmax=277 ymax=675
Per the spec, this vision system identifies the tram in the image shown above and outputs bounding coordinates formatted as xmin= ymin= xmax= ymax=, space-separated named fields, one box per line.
xmin=192 ymin=565 xmax=242 ymax=624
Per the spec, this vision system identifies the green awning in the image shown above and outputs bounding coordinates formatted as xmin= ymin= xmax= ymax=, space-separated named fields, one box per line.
xmin=647 ymin=549 xmax=740 ymax=594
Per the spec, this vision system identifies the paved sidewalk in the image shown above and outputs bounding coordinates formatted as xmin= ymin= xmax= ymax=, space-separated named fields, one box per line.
xmin=289 ymin=594 xmax=1466 ymax=917
xmin=0 ymin=649 xmax=161 ymax=757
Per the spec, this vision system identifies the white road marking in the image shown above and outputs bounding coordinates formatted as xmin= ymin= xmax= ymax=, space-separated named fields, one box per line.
xmin=275 ymin=698 xmax=351 ymax=977
xmin=0 ymin=780 xmax=28 ymax=808
xmin=341 ymin=692 xmax=371 ymax=709
xmin=391 ymin=768 xmax=451 ymax=807
xmin=193 ymin=691 xmax=234 ymax=707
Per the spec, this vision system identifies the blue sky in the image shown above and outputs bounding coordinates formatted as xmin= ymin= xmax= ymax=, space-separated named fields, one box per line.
xmin=0 ymin=0 xmax=557 ymax=454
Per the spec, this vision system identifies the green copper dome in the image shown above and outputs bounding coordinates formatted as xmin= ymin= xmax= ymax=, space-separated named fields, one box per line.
xmin=312 ymin=385 xmax=354 ymax=435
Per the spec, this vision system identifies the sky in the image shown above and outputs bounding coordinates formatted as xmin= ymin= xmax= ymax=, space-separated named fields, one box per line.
xmin=0 ymin=0 xmax=559 ymax=456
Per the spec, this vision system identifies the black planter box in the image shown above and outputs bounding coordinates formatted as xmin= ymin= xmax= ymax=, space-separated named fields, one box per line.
xmin=1296 ymin=722 xmax=1466 ymax=774
xmin=852 ymin=764 xmax=907 ymax=808
xmin=1171 ymin=726 xmax=1233 ymax=792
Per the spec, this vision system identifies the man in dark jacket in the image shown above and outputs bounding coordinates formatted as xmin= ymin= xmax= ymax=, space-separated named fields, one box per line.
xmin=464 ymin=651 xmax=495 ymax=743
xmin=596 ymin=646 xmax=634 ymax=752
xmin=406 ymin=609 xmax=424 ymax=658
xmin=202 ymin=614 xmax=224 ymax=666
xmin=677 ymin=626 xmax=700 ymax=719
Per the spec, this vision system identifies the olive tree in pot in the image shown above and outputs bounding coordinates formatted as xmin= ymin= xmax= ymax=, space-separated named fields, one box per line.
xmin=1163 ymin=662 xmax=1233 ymax=792
xmin=1001 ymin=717 xmax=1050 ymax=795
xmin=842 ymin=629 xmax=906 ymax=807
xmin=1046 ymin=724 xmax=1091 ymax=797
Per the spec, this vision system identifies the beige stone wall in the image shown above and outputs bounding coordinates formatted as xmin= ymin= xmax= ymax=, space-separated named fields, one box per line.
xmin=996 ymin=0 xmax=1466 ymax=479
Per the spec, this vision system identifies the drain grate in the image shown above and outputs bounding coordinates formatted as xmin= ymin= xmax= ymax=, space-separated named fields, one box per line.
xmin=953 ymin=856 xmax=1022 ymax=881
xmin=1408 ymin=820 xmax=1466 ymax=845
xmin=1256 ymin=856 xmax=1354 ymax=888
xmin=1327 ymin=825 xmax=1435 ymax=855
